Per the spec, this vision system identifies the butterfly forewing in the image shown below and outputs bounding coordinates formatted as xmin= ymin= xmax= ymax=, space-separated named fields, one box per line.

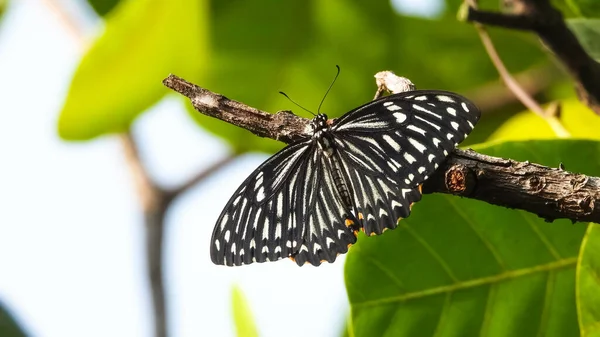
xmin=330 ymin=91 xmax=479 ymax=235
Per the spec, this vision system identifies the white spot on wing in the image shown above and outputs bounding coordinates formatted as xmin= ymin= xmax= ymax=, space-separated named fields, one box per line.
xmin=415 ymin=115 xmax=441 ymax=131
xmin=412 ymin=104 xmax=442 ymax=119
xmin=394 ymin=112 xmax=407 ymax=123
xmin=231 ymin=243 xmax=236 ymax=253
xmin=414 ymin=96 xmax=427 ymax=101
xmin=256 ymin=188 xmax=265 ymax=202
xmin=447 ymin=133 xmax=454 ymax=140
xmin=428 ymin=154 xmax=436 ymax=162
xmin=432 ymin=138 xmax=441 ymax=147
xmin=215 ymin=239 xmax=220 ymax=250
xmin=447 ymin=107 xmax=456 ymax=116
xmin=461 ymin=102 xmax=470 ymax=112
xmin=404 ymin=153 xmax=417 ymax=164
xmin=387 ymin=105 xmax=402 ymax=111
xmin=383 ymin=101 xmax=394 ymax=106
xmin=418 ymin=166 xmax=426 ymax=174
xmin=224 ymin=230 xmax=231 ymax=242
xmin=220 ymin=214 xmax=229 ymax=230
xmin=383 ymin=135 xmax=401 ymax=151
xmin=407 ymin=124 xmax=426 ymax=135
xmin=468 ymin=120 xmax=475 ymax=129
xmin=451 ymin=122 xmax=459 ymax=130
xmin=436 ymin=95 xmax=455 ymax=103
xmin=275 ymin=222 xmax=282 ymax=239
xmin=326 ymin=237 xmax=335 ymax=247
xmin=408 ymin=137 xmax=427 ymax=153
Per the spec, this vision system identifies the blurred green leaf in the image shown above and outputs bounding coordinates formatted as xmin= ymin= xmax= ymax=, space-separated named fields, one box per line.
xmin=567 ymin=19 xmax=600 ymax=61
xmin=0 ymin=0 xmax=7 ymax=21
xmin=86 ymin=0 xmax=122 ymax=17
xmin=58 ymin=0 xmax=208 ymax=140
xmin=346 ymin=139 xmax=600 ymax=337
xmin=578 ymin=224 xmax=600 ymax=337
xmin=187 ymin=0 xmax=547 ymax=154
xmin=0 ymin=301 xmax=27 ymax=337
xmin=566 ymin=0 xmax=600 ymax=17
xmin=487 ymin=99 xmax=600 ymax=141
xmin=231 ymin=285 xmax=259 ymax=337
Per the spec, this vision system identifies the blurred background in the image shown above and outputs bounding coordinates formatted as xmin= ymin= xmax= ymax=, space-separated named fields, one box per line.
xmin=0 ymin=0 xmax=598 ymax=336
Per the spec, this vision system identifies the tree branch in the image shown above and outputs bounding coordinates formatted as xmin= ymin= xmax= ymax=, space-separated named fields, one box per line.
xmin=164 ymin=74 xmax=600 ymax=223
xmin=163 ymin=75 xmax=309 ymax=144
xmin=423 ymin=149 xmax=600 ymax=223
xmin=119 ymin=133 xmax=168 ymax=337
xmin=464 ymin=0 xmax=600 ymax=115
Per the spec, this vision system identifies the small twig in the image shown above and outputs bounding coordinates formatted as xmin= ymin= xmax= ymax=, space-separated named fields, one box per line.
xmin=463 ymin=1 xmax=570 ymax=137
xmin=164 ymin=74 xmax=600 ymax=223
xmin=165 ymin=154 xmax=238 ymax=203
xmin=467 ymin=64 xmax=562 ymax=113
xmin=464 ymin=0 xmax=600 ymax=115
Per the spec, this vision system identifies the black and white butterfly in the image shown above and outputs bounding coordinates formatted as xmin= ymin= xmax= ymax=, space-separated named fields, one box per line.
xmin=211 ymin=90 xmax=480 ymax=266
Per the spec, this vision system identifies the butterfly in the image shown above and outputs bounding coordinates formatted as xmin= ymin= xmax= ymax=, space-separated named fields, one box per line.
xmin=211 ymin=90 xmax=480 ymax=266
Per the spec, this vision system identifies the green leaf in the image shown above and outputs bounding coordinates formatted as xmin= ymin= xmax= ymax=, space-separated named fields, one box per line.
xmin=567 ymin=19 xmax=600 ymax=61
xmin=578 ymin=224 xmax=600 ymax=337
xmin=0 ymin=301 xmax=27 ymax=336
xmin=566 ymin=0 xmax=600 ymax=18
xmin=58 ymin=0 xmax=208 ymax=140
xmin=86 ymin=0 xmax=122 ymax=17
xmin=346 ymin=139 xmax=600 ymax=337
xmin=487 ymin=99 xmax=600 ymax=141
xmin=231 ymin=285 xmax=259 ymax=337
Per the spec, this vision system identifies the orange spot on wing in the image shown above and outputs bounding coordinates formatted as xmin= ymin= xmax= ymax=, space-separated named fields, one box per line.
xmin=345 ymin=219 xmax=354 ymax=227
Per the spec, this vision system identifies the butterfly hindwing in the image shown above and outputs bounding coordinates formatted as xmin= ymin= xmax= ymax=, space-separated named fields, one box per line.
xmin=211 ymin=140 xmax=357 ymax=266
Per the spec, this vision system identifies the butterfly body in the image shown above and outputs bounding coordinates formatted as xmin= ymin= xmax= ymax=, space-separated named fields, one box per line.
xmin=211 ymin=90 xmax=481 ymax=266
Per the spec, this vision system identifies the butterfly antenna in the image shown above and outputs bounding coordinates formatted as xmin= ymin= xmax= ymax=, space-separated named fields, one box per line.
xmin=317 ymin=65 xmax=340 ymax=114
xmin=279 ymin=91 xmax=316 ymax=116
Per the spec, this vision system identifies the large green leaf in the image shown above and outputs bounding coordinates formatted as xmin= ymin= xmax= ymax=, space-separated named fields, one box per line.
xmin=231 ymin=285 xmax=259 ymax=337
xmin=566 ymin=0 xmax=600 ymax=18
xmin=578 ymin=224 xmax=600 ymax=337
xmin=567 ymin=19 xmax=600 ymax=61
xmin=346 ymin=139 xmax=600 ymax=337
xmin=58 ymin=0 xmax=208 ymax=140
